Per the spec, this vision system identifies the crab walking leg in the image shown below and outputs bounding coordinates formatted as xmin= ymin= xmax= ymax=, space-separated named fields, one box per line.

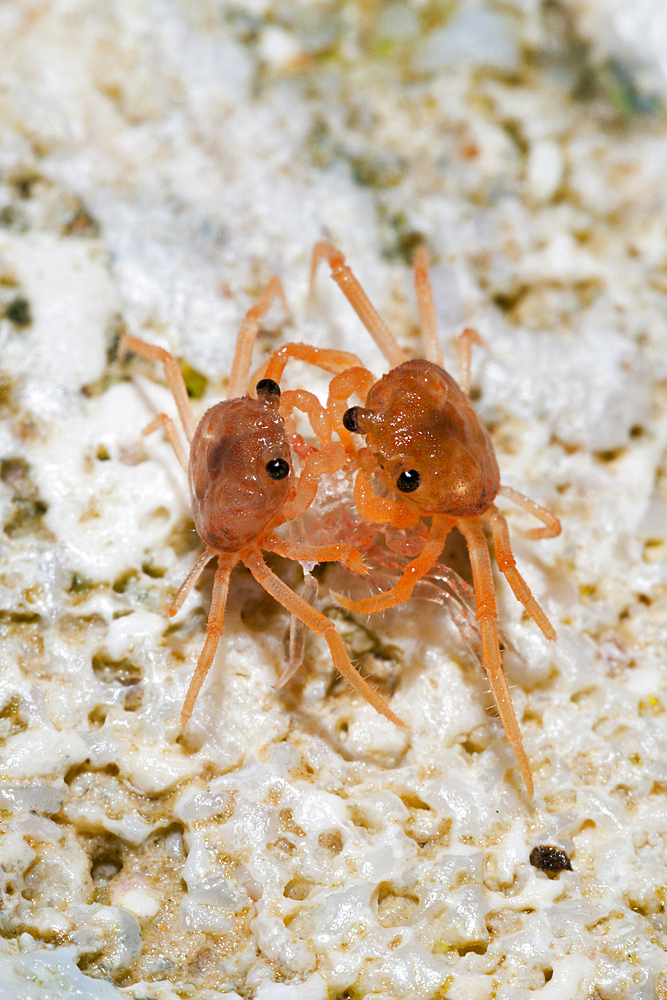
xmin=413 ymin=247 xmax=443 ymax=368
xmin=119 ymin=333 xmax=198 ymax=442
xmin=243 ymin=549 xmax=406 ymax=728
xmin=311 ymin=242 xmax=408 ymax=369
xmin=427 ymin=563 xmax=477 ymax=607
xmin=458 ymin=517 xmax=533 ymax=797
xmin=277 ymin=572 xmax=319 ymax=690
xmin=226 ymin=277 xmax=289 ymax=400
xmin=142 ymin=413 xmax=189 ymax=471
xmin=279 ymin=516 xmax=317 ymax=690
xmin=336 ymin=514 xmax=453 ymax=614
xmin=498 ymin=485 xmax=562 ymax=540
xmin=484 ymin=507 xmax=556 ymax=641
xmin=401 ymin=576 xmax=483 ymax=663
xmin=458 ymin=327 xmax=485 ymax=397
xmin=181 ymin=556 xmax=235 ymax=725
xmin=254 ymin=342 xmax=365 ymax=388
xmin=168 ymin=548 xmax=217 ymax=617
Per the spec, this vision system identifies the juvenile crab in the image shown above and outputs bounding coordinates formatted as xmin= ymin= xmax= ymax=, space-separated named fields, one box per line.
xmin=120 ymin=278 xmax=404 ymax=729
xmin=277 ymin=242 xmax=561 ymax=795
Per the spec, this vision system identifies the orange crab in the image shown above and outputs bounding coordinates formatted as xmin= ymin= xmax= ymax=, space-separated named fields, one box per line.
xmin=120 ymin=278 xmax=404 ymax=729
xmin=259 ymin=244 xmax=560 ymax=795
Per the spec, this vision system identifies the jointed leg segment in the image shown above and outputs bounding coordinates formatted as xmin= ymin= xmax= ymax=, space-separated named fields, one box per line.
xmin=142 ymin=414 xmax=189 ymax=471
xmin=278 ymin=572 xmax=319 ymax=690
xmin=484 ymin=507 xmax=556 ymax=641
xmin=457 ymin=517 xmax=533 ymax=796
xmin=280 ymin=388 xmax=333 ymax=446
xmin=227 ymin=277 xmax=288 ymax=400
xmin=280 ymin=441 xmax=348 ymax=521
xmin=181 ymin=556 xmax=235 ymax=725
xmin=311 ymin=242 xmax=407 ymax=369
xmin=413 ymin=246 xmax=443 ymax=368
xmin=169 ymin=548 xmax=217 ymax=617
xmin=119 ymin=332 xmax=198 ymax=442
xmin=498 ymin=485 xmax=562 ymax=540
xmin=265 ymin=533 xmax=367 ymax=576
xmin=243 ymin=548 xmax=406 ymax=728
xmin=327 ymin=367 xmax=376 ymax=454
xmin=352 ymin=470 xmax=420 ymax=529
xmin=335 ymin=514 xmax=452 ymax=614
xmin=458 ymin=328 xmax=485 ymax=396
xmin=254 ymin=342 xmax=366 ymax=388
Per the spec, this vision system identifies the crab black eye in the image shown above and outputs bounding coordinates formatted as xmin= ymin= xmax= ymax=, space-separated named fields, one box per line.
xmin=396 ymin=469 xmax=421 ymax=493
xmin=256 ymin=378 xmax=281 ymax=402
xmin=265 ymin=457 xmax=290 ymax=480
xmin=343 ymin=407 xmax=361 ymax=432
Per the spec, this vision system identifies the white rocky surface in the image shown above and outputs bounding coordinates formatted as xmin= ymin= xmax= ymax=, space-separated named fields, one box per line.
xmin=0 ymin=1 xmax=666 ymax=998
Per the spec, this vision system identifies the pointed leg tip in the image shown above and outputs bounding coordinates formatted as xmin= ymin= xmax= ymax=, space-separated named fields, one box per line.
xmin=331 ymin=590 xmax=353 ymax=610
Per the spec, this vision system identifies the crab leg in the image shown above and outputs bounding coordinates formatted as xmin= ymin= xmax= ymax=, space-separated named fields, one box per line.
xmin=498 ymin=485 xmax=562 ymax=540
xmin=335 ymin=514 xmax=452 ymax=614
xmin=311 ymin=242 xmax=407 ymax=368
xmin=458 ymin=327 xmax=485 ymax=396
xmin=277 ymin=572 xmax=319 ymax=689
xmin=142 ymin=413 xmax=189 ymax=470
xmin=227 ymin=277 xmax=288 ymax=400
xmin=327 ymin=367 xmax=377 ymax=454
xmin=243 ymin=548 xmax=406 ymax=728
xmin=181 ymin=555 xmax=235 ymax=725
xmin=119 ymin=333 xmax=198 ymax=442
xmin=484 ymin=507 xmax=556 ymax=641
xmin=253 ymin=342 xmax=365 ymax=388
xmin=266 ymin=534 xmax=367 ymax=576
xmin=457 ymin=516 xmax=533 ymax=796
xmin=413 ymin=246 xmax=443 ymax=368
xmin=168 ymin=547 xmax=217 ymax=617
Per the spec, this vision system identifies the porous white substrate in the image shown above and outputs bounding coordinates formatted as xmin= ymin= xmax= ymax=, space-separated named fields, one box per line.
xmin=1 ymin=1 xmax=667 ymax=998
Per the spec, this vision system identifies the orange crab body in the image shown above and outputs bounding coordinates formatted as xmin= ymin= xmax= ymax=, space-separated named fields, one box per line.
xmin=354 ymin=358 xmax=500 ymax=518
xmin=189 ymin=396 xmax=292 ymax=552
